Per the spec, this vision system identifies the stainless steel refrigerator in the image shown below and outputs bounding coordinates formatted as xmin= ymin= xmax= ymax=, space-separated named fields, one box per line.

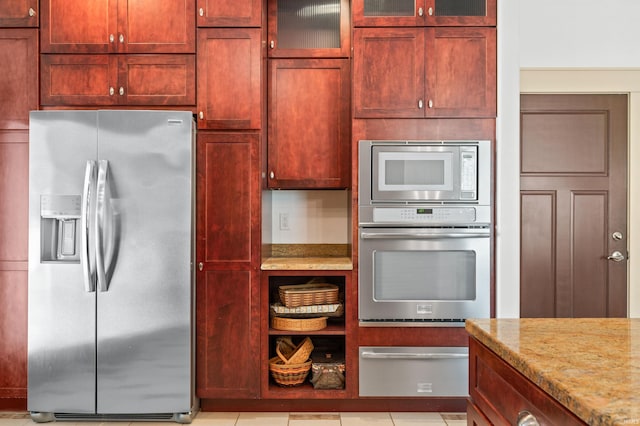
xmin=28 ymin=110 xmax=197 ymax=423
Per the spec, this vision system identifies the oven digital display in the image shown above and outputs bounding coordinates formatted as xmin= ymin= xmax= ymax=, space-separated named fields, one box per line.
xmin=416 ymin=208 xmax=433 ymax=215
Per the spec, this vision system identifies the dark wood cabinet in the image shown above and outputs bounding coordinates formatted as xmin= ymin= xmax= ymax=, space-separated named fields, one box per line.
xmin=40 ymin=54 xmax=195 ymax=106
xmin=268 ymin=58 xmax=350 ymax=189
xmin=197 ymin=28 xmax=262 ymax=130
xmin=352 ymin=0 xmax=496 ymax=27
xmin=196 ymin=132 xmax=261 ymax=399
xmin=353 ymin=27 xmax=496 ymax=118
xmin=0 ymin=0 xmax=38 ymax=27
xmin=267 ymin=0 xmax=350 ymax=58
xmin=41 ymin=0 xmax=195 ymax=54
xmin=197 ymin=0 xmax=262 ymax=27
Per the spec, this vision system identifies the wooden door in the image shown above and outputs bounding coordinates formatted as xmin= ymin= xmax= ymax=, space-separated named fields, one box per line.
xmin=197 ymin=28 xmax=262 ymax=130
xmin=0 ymin=0 xmax=38 ymax=27
xmin=520 ymin=94 xmax=628 ymax=318
xmin=425 ymin=0 xmax=497 ymax=26
xmin=426 ymin=27 xmax=496 ymax=118
xmin=352 ymin=0 xmax=425 ymax=27
xmin=353 ymin=27 xmax=425 ymax=118
xmin=195 ymin=132 xmax=261 ymax=398
xmin=268 ymin=59 xmax=350 ymax=189
xmin=196 ymin=0 xmax=262 ymax=27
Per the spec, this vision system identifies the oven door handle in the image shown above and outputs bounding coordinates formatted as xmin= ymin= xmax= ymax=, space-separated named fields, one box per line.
xmin=360 ymin=351 xmax=469 ymax=360
xmin=360 ymin=231 xmax=490 ymax=239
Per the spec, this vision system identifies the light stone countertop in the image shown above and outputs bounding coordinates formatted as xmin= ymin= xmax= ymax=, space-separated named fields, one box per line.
xmin=466 ymin=318 xmax=640 ymax=426
xmin=260 ymin=256 xmax=352 ymax=270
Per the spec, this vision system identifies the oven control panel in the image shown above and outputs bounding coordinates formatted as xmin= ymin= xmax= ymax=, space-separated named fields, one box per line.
xmin=372 ymin=207 xmax=476 ymax=223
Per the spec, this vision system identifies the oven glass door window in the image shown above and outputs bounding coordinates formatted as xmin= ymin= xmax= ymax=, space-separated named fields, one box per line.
xmin=378 ymin=152 xmax=453 ymax=192
xmin=373 ymin=250 xmax=476 ymax=301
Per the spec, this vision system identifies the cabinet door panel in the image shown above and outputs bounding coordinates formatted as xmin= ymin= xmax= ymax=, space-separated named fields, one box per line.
xmin=0 ymin=0 xmax=38 ymax=27
xmin=40 ymin=54 xmax=117 ymax=106
xmin=197 ymin=29 xmax=261 ymax=130
xmin=426 ymin=0 xmax=496 ymax=26
xmin=120 ymin=0 xmax=195 ymax=53
xmin=41 ymin=0 xmax=116 ymax=53
xmin=0 ymin=29 xmax=38 ymax=130
xmin=353 ymin=28 xmax=424 ymax=118
xmin=352 ymin=0 xmax=425 ymax=27
xmin=426 ymin=27 xmax=496 ymax=117
xmin=268 ymin=59 xmax=350 ymax=188
xmin=119 ymin=55 xmax=196 ymax=105
xmin=0 ymin=133 xmax=28 ymax=262
xmin=197 ymin=0 xmax=262 ymax=27
xmin=0 ymin=270 xmax=28 ymax=400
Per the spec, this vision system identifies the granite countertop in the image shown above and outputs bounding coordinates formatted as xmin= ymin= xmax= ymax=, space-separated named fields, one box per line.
xmin=260 ymin=244 xmax=353 ymax=271
xmin=466 ymin=318 xmax=640 ymax=426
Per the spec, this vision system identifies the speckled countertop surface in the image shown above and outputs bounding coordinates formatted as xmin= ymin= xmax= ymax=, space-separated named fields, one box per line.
xmin=261 ymin=244 xmax=352 ymax=270
xmin=466 ymin=318 xmax=640 ymax=426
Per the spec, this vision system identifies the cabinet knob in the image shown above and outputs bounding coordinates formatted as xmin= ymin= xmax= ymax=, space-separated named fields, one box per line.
xmin=119 ymin=34 xmax=124 ymax=43
xmin=199 ymin=111 xmax=204 ymax=120
xmin=29 ymin=7 xmax=36 ymax=17
xmin=517 ymin=411 xmax=540 ymax=426
xmin=270 ymin=40 xmax=275 ymax=49
xmin=428 ymin=99 xmax=433 ymax=108
xmin=109 ymin=87 xmax=115 ymax=96
xmin=418 ymin=99 xmax=424 ymax=109
xmin=270 ymin=171 xmax=275 ymax=179
xmin=198 ymin=262 xmax=203 ymax=271
xmin=199 ymin=7 xmax=204 ymax=17
xmin=418 ymin=7 xmax=424 ymax=17
xmin=109 ymin=34 xmax=115 ymax=43
xmin=428 ymin=7 xmax=434 ymax=16
xmin=119 ymin=87 xmax=124 ymax=96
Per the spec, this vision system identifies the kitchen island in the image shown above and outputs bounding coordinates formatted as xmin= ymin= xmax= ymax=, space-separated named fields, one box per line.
xmin=466 ymin=318 xmax=640 ymax=426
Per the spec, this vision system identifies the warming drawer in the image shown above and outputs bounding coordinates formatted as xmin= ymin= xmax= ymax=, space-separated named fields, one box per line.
xmin=359 ymin=346 xmax=468 ymax=397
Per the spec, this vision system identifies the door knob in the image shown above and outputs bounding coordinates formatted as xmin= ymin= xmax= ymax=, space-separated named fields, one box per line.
xmin=612 ymin=231 xmax=623 ymax=241
xmin=607 ymin=251 xmax=625 ymax=262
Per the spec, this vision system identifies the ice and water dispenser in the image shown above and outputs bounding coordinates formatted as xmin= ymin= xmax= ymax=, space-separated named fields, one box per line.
xmin=39 ymin=194 xmax=82 ymax=263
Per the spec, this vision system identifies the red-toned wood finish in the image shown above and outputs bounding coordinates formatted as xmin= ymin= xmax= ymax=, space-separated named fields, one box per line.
xmin=353 ymin=27 xmax=496 ymax=118
xmin=0 ymin=29 xmax=38 ymax=129
xmin=196 ymin=0 xmax=262 ymax=27
xmin=0 ymin=130 xmax=29 ymax=409
xmin=196 ymin=132 xmax=261 ymax=399
xmin=358 ymin=326 xmax=468 ymax=347
xmin=267 ymin=0 xmax=350 ymax=58
xmin=41 ymin=0 xmax=195 ymax=54
xmin=352 ymin=0 xmax=496 ymax=27
xmin=469 ymin=337 xmax=587 ymax=425
xmin=268 ymin=59 xmax=350 ymax=189
xmin=0 ymin=0 xmax=38 ymax=27
xmin=40 ymin=54 xmax=196 ymax=106
xmin=197 ymin=28 xmax=262 ymax=130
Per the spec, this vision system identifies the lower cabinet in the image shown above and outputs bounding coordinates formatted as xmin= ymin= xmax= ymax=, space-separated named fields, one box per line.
xmin=468 ymin=337 xmax=586 ymax=425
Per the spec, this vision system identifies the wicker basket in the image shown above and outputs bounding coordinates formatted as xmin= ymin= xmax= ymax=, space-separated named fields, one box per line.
xmin=278 ymin=283 xmax=339 ymax=308
xmin=271 ymin=316 xmax=328 ymax=332
xmin=269 ymin=357 xmax=312 ymax=387
xmin=276 ymin=336 xmax=314 ymax=365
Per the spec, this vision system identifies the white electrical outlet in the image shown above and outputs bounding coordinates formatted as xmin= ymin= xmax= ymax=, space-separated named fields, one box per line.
xmin=279 ymin=212 xmax=290 ymax=230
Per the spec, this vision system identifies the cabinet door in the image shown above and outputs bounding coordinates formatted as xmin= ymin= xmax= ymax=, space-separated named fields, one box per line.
xmin=196 ymin=132 xmax=261 ymax=398
xmin=118 ymin=54 xmax=196 ymax=105
xmin=197 ymin=29 xmax=261 ymax=130
xmin=267 ymin=0 xmax=350 ymax=58
xmin=353 ymin=28 xmax=425 ymax=118
xmin=0 ymin=0 xmax=38 ymax=27
xmin=40 ymin=54 xmax=118 ymax=106
xmin=118 ymin=0 xmax=195 ymax=53
xmin=197 ymin=0 xmax=262 ymax=27
xmin=268 ymin=59 xmax=350 ymax=189
xmin=0 ymin=130 xmax=29 ymax=407
xmin=0 ymin=29 xmax=38 ymax=129
xmin=425 ymin=0 xmax=496 ymax=26
xmin=352 ymin=0 xmax=425 ymax=27
xmin=425 ymin=27 xmax=496 ymax=117
xmin=41 ymin=0 xmax=117 ymax=53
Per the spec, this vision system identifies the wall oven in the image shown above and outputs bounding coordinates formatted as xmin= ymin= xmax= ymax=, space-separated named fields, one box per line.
xmin=358 ymin=140 xmax=492 ymax=325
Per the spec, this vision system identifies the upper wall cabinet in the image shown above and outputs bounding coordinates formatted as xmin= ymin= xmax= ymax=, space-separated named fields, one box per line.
xmin=268 ymin=0 xmax=350 ymax=58
xmin=197 ymin=0 xmax=262 ymax=27
xmin=41 ymin=0 xmax=195 ymax=54
xmin=352 ymin=0 xmax=496 ymax=27
xmin=0 ymin=0 xmax=38 ymax=27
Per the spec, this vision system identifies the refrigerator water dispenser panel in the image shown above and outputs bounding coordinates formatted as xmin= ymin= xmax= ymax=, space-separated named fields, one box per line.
xmin=40 ymin=195 xmax=81 ymax=263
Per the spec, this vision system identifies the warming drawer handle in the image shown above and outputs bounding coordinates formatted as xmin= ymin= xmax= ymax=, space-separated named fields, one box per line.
xmin=360 ymin=351 xmax=469 ymax=360
xmin=81 ymin=160 xmax=97 ymax=293
xmin=360 ymin=231 xmax=490 ymax=239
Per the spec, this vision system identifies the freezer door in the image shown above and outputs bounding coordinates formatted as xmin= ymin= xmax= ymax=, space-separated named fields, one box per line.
xmin=28 ymin=111 xmax=98 ymax=413
xmin=94 ymin=111 xmax=193 ymax=414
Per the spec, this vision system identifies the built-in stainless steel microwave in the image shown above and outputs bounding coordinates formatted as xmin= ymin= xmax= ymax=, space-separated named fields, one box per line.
xmin=359 ymin=140 xmax=491 ymax=206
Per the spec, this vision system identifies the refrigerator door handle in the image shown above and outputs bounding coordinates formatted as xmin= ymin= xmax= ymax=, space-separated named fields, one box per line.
xmin=81 ymin=160 xmax=97 ymax=292
xmin=96 ymin=160 xmax=111 ymax=292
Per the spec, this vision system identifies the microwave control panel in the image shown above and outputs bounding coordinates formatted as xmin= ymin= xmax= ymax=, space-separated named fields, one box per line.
xmin=372 ymin=207 xmax=476 ymax=224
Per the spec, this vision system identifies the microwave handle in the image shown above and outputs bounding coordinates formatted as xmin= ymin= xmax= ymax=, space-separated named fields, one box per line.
xmin=361 ymin=351 xmax=468 ymax=360
xmin=360 ymin=231 xmax=489 ymax=239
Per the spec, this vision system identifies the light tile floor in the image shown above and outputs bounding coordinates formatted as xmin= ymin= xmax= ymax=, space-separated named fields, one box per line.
xmin=0 ymin=412 xmax=467 ymax=426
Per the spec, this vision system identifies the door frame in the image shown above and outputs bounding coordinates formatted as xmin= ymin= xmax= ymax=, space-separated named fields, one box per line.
xmin=520 ymin=68 xmax=640 ymax=317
